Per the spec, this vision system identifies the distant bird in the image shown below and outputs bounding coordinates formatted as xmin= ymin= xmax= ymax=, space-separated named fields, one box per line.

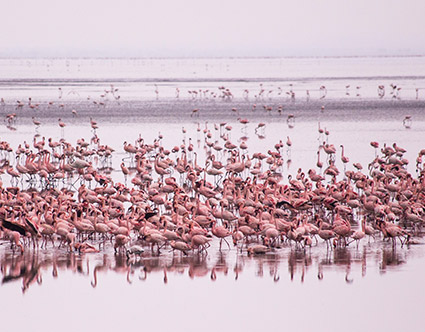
xmin=287 ymin=114 xmax=295 ymax=128
xmin=319 ymin=85 xmax=327 ymax=99
xmin=403 ymin=115 xmax=412 ymax=129
xmin=90 ymin=117 xmax=98 ymax=130
xmin=370 ymin=141 xmax=379 ymax=156
xmin=32 ymin=117 xmax=41 ymax=127
xmin=154 ymin=84 xmax=159 ymax=99
xmin=286 ymin=136 xmax=292 ymax=147
xmin=255 ymin=122 xmax=265 ymax=135
xmin=340 ymin=144 xmax=349 ymax=164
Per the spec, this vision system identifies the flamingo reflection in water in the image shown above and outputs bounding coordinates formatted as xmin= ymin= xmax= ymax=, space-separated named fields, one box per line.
xmin=0 ymin=242 xmax=416 ymax=291
xmin=0 ymin=251 xmax=90 ymax=293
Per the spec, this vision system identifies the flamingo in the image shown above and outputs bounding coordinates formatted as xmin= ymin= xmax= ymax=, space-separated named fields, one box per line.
xmin=212 ymin=220 xmax=231 ymax=250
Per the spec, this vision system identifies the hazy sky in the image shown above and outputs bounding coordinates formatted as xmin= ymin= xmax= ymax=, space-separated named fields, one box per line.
xmin=2 ymin=0 xmax=425 ymax=57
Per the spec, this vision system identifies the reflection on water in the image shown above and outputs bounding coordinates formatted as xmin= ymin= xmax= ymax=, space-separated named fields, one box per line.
xmin=0 ymin=241 xmax=415 ymax=293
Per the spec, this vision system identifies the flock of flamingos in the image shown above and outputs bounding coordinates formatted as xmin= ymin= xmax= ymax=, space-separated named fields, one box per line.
xmin=0 ymin=116 xmax=422 ymax=259
xmin=0 ymin=81 xmax=423 ymax=263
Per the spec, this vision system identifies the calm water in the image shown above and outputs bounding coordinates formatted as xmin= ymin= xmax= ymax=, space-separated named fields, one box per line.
xmin=1 ymin=242 xmax=424 ymax=332
xmin=0 ymin=57 xmax=425 ymax=332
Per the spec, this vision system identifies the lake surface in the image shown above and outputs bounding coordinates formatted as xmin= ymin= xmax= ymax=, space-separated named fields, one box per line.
xmin=0 ymin=56 xmax=424 ymax=332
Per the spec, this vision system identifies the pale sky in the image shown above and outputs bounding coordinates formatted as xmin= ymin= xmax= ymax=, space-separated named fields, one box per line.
xmin=1 ymin=0 xmax=425 ymax=57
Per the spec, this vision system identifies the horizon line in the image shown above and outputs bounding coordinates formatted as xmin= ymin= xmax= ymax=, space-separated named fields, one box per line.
xmin=1 ymin=54 xmax=425 ymax=60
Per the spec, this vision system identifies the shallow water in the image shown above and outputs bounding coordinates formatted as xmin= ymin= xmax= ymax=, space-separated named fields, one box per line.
xmin=1 ymin=241 xmax=424 ymax=332
xmin=0 ymin=57 xmax=425 ymax=332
